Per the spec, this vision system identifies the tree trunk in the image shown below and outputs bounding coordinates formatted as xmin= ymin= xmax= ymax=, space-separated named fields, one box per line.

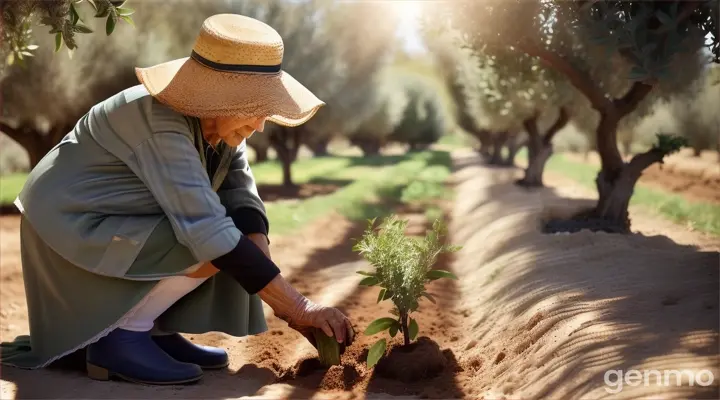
xmin=488 ymin=133 xmax=508 ymax=165
xmin=1 ymin=122 xmax=67 ymax=169
xmin=253 ymin=146 xmax=269 ymax=162
xmin=594 ymin=149 xmax=665 ymax=231
xmin=308 ymin=138 xmax=330 ymax=157
xmin=693 ymin=147 xmax=702 ymax=157
xmin=518 ymin=107 xmax=569 ymax=187
xmin=353 ymin=138 xmax=382 ymax=156
xmin=270 ymin=128 xmax=301 ymax=187
xmin=399 ymin=311 xmax=410 ymax=346
xmin=502 ymin=136 xmax=523 ymax=166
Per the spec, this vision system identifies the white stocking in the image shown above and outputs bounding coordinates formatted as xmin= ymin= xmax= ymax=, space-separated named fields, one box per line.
xmin=118 ymin=269 xmax=208 ymax=332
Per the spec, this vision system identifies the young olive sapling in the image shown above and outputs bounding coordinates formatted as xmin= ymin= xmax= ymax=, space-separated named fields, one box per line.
xmin=352 ymin=215 xmax=461 ymax=368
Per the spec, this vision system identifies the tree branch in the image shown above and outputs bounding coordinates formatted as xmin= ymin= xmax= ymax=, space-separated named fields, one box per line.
xmin=613 ymin=82 xmax=654 ymax=117
xmin=652 ymin=1 xmax=704 ymax=34
xmin=514 ymin=41 xmax=613 ymax=112
xmin=626 ymin=148 xmax=665 ymax=180
xmin=0 ymin=121 xmax=30 ymax=148
xmin=542 ymin=107 xmax=570 ymax=146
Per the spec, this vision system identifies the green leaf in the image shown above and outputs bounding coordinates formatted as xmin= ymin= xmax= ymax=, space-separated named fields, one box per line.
xmin=356 ymin=271 xmax=375 ymax=277
xmin=409 ymin=318 xmax=419 ymax=341
xmin=312 ymin=328 xmax=341 ymax=366
xmin=376 ymin=288 xmax=394 ymax=303
xmin=377 ymin=288 xmax=387 ymax=303
xmin=366 ymin=339 xmax=386 ymax=369
xmin=70 ymin=4 xmax=80 ymax=25
xmin=116 ymin=7 xmax=134 ymax=16
xmin=426 ymin=270 xmax=458 ymax=281
xmin=54 ymin=33 xmax=63 ymax=52
xmin=389 ymin=323 xmax=399 ymax=337
xmin=364 ymin=317 xmax=397 ymax=335
xmin=421 ymin=292 xmax=436 ymax=304
xmin=359 ymin=276 xmax=379 ymax=286
xmin=73 ymin=23 xmax=93 ymax=34
xmin=106 ymin=13 xmax=117 ymax=35
xmin=110 ymin=0 xmax=127 ymax=6
xmin=120 ymin=15 xmax=135 ymax=27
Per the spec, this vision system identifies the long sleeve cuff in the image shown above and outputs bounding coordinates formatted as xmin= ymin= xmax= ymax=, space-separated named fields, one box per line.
xmin=228 ymin=207 xmax=269 ymax=237
xmin=211 ymin=236 xmax=280 ymax=294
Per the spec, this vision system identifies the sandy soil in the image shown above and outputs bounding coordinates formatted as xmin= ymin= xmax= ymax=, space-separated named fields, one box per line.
xmin=1 ymin=150 xmax=718 ymax=399
xmin=563 ymin=151 xmax=720 ymax=205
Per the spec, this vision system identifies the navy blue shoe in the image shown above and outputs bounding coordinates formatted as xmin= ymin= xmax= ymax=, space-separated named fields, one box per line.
xmin=86 ymin=329 xmax=203 ymax=385
xmin=152 ymin=333 xmax=229 ymax=369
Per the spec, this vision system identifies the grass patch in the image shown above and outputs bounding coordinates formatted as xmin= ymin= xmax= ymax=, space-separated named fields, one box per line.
xmin=1 ymin=151 xmax=456 ymax=238
xmin=0 ymin=173 xmax=27 ymax=205
xmin=534 ymin=153 xmax=720 ymax=236
xmin=264 ymin=150 xmax=453 ymax=236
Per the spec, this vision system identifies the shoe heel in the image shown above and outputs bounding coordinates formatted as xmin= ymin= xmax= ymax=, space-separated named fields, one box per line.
xmin=87 ymin=362 xmax=110 ymax=381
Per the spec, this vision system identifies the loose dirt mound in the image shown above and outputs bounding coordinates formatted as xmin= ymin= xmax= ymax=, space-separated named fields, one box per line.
xmin=374 ymin=336 xmax=448 ymax=383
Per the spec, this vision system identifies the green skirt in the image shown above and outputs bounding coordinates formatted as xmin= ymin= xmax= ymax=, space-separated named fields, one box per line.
xmin=0 ymin=216 xmax=267 ymax=369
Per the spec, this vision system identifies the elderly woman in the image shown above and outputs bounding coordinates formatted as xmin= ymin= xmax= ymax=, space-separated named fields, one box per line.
xmin=0 ymin=14 xmax=354 ymax=385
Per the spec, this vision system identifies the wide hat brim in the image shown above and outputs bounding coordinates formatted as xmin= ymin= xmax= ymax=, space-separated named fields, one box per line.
xmin=135 ymin=57 xmax=325 ymax=127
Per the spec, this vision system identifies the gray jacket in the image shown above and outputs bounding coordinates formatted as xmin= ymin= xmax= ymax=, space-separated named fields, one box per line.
xmin=15 ymin=85 xmax=266 ymax=277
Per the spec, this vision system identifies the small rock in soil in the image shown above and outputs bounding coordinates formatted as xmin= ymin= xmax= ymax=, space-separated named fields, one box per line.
xmin=375 ymin=337 xmax=448 ymax=383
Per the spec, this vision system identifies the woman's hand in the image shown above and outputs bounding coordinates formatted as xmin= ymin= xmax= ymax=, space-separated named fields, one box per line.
xmin=258 ymin=275 xmax=355 ymax=348
xmin=280 ymin=297 xmax=355 ymax=347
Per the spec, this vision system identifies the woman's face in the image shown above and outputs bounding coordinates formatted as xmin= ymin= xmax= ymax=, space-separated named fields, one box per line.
xmin=201 ymin=117 xmax=266 ymax=147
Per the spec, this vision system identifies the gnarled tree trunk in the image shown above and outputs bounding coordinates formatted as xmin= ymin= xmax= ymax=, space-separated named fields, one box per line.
xmin=591 ymin=83 xmax=655 ymax=230
xmin=517 ymin=107 xmax=569 ymax=187
xmin=502 ymin=134 xmax=525 ymax=166
xmin=308 ymin=137 xmax=330 ymax=157
xmin=269 ymin=127 xmax=301 ymax=187
xmin=252 ymin=145 xmax=269 ymax=162
xmin=1 ymin=122 xmax=69 ymax=169
xmin=352 ymin=137 xmax=382 ymax=156
xmin=595 ymin=149 xmax=665 ymax=230
xmin=487 ymin=133 xmax=508 ymax=165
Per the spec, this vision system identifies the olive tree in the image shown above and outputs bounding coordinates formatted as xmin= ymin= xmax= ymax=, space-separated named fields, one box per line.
xmin=389 ymin=72 xmax=448 ymax=151
xmin=1 ymin=0 xmax=232 ymax=167
xmin=347 ymin=69 xmax=410 ymax=156
xmin=443 ymin=0 xmax=718 ymax=231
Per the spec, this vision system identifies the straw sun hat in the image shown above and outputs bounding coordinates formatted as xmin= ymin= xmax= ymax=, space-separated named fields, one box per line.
xmin=135 ymin=14 xmax=325 ymax=127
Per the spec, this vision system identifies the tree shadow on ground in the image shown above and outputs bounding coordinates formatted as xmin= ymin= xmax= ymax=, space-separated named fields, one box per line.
xmin=452 ymin=152 xmax=719 ymax=399
xmin=257 ymin=179 xmax=353 ymax=202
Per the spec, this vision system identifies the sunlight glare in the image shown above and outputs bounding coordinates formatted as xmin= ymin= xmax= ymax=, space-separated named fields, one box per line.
xmin=389 ymin=1 xmax=424 ymax=29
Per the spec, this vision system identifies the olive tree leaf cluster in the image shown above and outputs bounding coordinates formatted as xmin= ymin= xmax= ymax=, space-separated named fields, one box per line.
xmin=1 ymin=0 xmax=135 ymax=70
xmin=1 ymin=0 xmax=231 ymax=166
xmin=353 ymin=215 xmax=461 ymax=368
